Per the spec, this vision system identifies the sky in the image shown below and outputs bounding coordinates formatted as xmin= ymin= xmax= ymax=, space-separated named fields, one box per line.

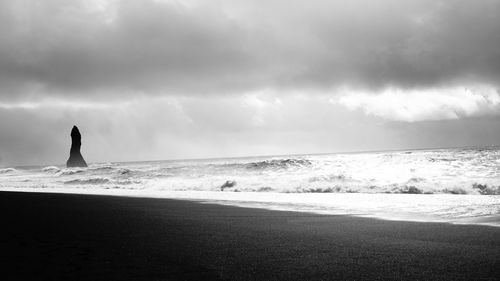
xmin=1 ymin=0 xmax=500 ymax=166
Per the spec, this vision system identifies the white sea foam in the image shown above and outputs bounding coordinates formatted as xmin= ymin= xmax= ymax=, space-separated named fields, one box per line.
xmin=64 ymin=178 xmax=111 ymax=185
xmin=0 ymin=168 xmax=17 ymax=174
xmin=1 ymin=147 xmax=499 ymax=226
xmin=42 ymin=166 xmax=60 ymax=173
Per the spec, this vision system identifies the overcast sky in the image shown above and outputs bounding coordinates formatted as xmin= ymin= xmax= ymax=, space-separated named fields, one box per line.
xmin=1 ymin=0 xmax=500 ymax=166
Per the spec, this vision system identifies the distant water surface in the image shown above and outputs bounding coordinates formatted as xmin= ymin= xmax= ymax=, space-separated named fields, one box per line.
xmin=1 ymin=147 xmax=499 ymax=226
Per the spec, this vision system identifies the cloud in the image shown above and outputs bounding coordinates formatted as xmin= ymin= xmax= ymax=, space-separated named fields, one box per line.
xmin=1 ymin=0 xmax=500 ymax=165
xmin=335 ymin=85 xmax=500 ymax=122
xmin=0 ymin=93 xmax=392 ymax=165
xmin=0 ymin=0 xmax=499 ymax=102
xmin=0 ymin=0 xmax=258 ymax=100
xmin=2 ymin=92 xmax=500 ymax=166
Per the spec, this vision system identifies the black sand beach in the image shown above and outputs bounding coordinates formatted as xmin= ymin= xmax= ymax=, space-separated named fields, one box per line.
xmin=1 ymin=191 xmax=499 ymax=280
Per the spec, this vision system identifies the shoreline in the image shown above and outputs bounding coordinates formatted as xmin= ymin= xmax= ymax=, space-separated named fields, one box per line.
xmin=1 ymin=191 xmax=499 ymax=280
xmin=1 ymin=188 xmax=499 ymax=228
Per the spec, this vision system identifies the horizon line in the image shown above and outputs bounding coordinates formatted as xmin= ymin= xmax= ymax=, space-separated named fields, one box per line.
xmin=8 ymin=143 xmax=500 ymax=169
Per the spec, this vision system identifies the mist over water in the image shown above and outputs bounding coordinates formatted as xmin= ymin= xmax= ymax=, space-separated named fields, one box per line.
xmin=1 ymin=147 xmax=499 ymax=226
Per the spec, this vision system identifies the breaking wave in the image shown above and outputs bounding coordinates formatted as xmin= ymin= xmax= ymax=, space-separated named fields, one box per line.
xmin=118 ymin=168 xmax=132 ymax=175
xmin=57 ymin=168 xmax=86 ymax=176
xmin=244 ymin=159 xmax=312 ymax=170
xmin=471 ymin=183 xmax=500 ymax=195
xmin=2 ymin=147 xmax=499 ymax=227
xmin=89 ymin=165 xmax=114 ymax=172
xmin=282 ymin=184 xmax=500 ymax=195
xmin=1 ymin=147 xmax=499 ymax=196
xmin=64 ymin=178 xmax=110 ymax=185
xmin=0 ymin=168 xmax=17 ymax=174
xmin=42 ymin=166 xmax=60 ymax=173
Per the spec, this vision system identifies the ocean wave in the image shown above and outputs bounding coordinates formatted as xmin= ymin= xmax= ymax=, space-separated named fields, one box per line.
xmin=57 ymin=168 xmax=86 ymax=176
xmin=118 ymin=168 xmax=132 ymax=175
xmin=219 ymin=185 xmax=275 ymax=192
xmin=143 ymin=171 xmax=175 ymax=179
xmin=115 ymin=179 xmax=141 ymax=185
xmin=300 ymin=187 xmax=343 ymax=193
xmin=398 ymin=186 xmax=425 ymax=194
xmin=0 ymin=168 xmax=17 ymax=174
xmin=308 ymin=174 xmax=349 ymax=183
xmin=428 ymin=157 xmax=457 ymax=162
xmin=2 ymin=148 xmax=499 ymax=198
xmin=64 ymin=178 xmax=110 ymax=185
xmin=89 ymin=166 xmax=114 ymax=172
xmin=48 ymin=165 xmax=117 ymax=176
xmin=471 ymin=183 xmax=500 ymax=195
xmin=116 ymin=168 xmax=149 ymax=177
xmin=42 ymin=166 xmax=61 ymax=173
xmin=245 ymin=159 xmax=312 ymax=170
xmin=274 ymin=183 xmax=500 ymax=195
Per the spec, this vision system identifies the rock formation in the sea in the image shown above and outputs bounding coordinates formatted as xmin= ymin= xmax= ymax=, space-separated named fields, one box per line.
xmin=67 ymin=125 xmax=88 ymax=168
xmin=220 ymin=180 xmax=236 ymax=191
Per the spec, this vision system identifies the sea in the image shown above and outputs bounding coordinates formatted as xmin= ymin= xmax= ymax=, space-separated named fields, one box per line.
xmin=1 ymin=146 xmax=500 ymax=226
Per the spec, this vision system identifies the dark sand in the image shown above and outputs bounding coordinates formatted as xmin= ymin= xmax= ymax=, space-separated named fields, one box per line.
xmin=1 ymin=191 xmax=499 ymax=280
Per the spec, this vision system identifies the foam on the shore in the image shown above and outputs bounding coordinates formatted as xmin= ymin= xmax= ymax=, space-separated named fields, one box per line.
xmin=1 ymin=187 xmax=499 ymax=227
xmin=1 ymin=147 xmax=499 ymax=226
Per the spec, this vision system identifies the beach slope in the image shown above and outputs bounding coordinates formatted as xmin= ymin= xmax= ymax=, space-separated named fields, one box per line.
xmin=0 ymin=191 xmax=499 ymax=280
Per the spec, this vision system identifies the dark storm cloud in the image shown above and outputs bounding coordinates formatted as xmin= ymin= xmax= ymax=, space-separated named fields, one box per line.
xmin=0 ymin=0 xmax=259 ymax=99
xmin=0 ymin=0 xmax=499 ymax=101
xmin=2 ymin=0 xmax=500 ymax=166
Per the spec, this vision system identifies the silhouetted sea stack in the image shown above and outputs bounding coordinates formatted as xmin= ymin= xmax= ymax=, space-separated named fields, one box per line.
xmin=67 ymin=126 xmax=88 ymax=168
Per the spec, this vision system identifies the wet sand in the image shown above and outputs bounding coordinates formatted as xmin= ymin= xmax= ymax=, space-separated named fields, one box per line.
xmin=1 ymin=191 xmax=499 ymax=280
